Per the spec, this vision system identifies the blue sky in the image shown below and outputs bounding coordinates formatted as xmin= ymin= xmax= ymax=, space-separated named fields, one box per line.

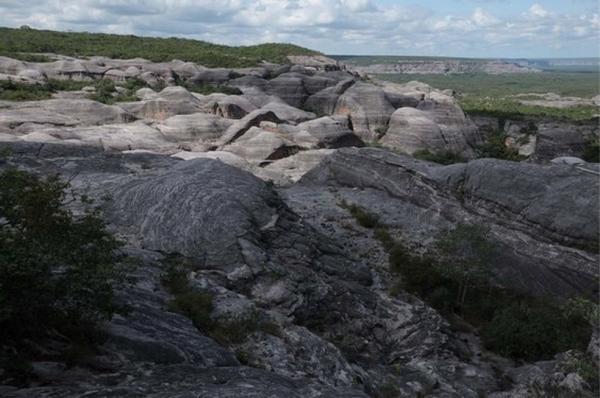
xmin=0 ymin=0 xmax=598 ymax=58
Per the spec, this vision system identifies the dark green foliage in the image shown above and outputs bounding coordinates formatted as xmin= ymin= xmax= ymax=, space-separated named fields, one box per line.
xmin=2 ymin=52 xmax=52 ymax=62
xmin=0 ymin=80 xmax=53 ymax=100
xmin=0 ymin=26 xmax=319 ymax=68
xmin=0 ymin=169 xmax=120 ymax=369
xmin=0 ymin=78 xmax=95 ymax=101
xmin=371 ymin=220 xmax=594 ymax=362
xmin=161 ymin=265 xmax=213 ymax=331
xmin=582 ymin=140 xmax=600 ymax=163
xmin=413 ymin=149 xmax=466 ymax=165
xmin=87 ymin=79 xmax=117 ymax=103
xmin=180 ymin=80 xmax=242 ymax=96
xmin=339 ymin=201 xmax=380 ymax=228
xmin=209 ymin=312 xmax=259 ymax=345
xmin=87 ymin=78 xmax=149 ymax=104
xmin=477 ymin=132 xmax=526 ymax=161
xmin=168 ymin=291 xmax=214 ymax=331
xmin=481 ymin=301 xmax=591 ymax=361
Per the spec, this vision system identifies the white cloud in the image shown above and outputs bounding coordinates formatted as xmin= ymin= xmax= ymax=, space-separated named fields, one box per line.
xmin=529 ymin=4 xmax=549 ymax=18
xmin=0 ymin=0 xmax=597 ymax=58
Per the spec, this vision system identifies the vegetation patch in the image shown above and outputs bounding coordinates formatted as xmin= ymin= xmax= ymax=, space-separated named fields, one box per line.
xmin=460 ymin=97 xmax=598 ymax=122
xmin=375 ymin=72 xmax=599 ymax=122
xmin=340 ymin=202 xmax=596 ymax=363
xmin=0 ymin=26 xmax=320 ymax=68
xmin=339 ymin=200 xmax=380 ymax=228
xmin=476 ymin=132 xmax=526 ymax=161
xmin=0 ymin=169 xmax=121 ymax=384
xmin=583 ymin=139 xmax=600 ymax=163
xmin=413 ymin=149 xmax=466 ymax=165
xmin=178 ymin=79 xmax=242 ymax=96
xmin=161 ymin=262 xmax=266 ymax=345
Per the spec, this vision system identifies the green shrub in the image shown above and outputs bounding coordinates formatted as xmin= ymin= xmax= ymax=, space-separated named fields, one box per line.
xmin=435 ymin=224 xmax=495 ymax=311
xmin=168 ymin=291 xmax=213 ymax=331
xmin=0 ymin=79 xmax=92 ymax=101
xmin=373 ymin=220 xmax=593 ymax=362
xmin=0 ymin=80 xmax=53 ymax=101
xmin=0 ymin=169 xmax=120 ymax=353
xmin=180 ymin=80 xmax=242 ymax=96
xmin=413 ymin=149 xmax=466 ymax=165
xmin=339 ymin=200 xmax=380 ymax=228
xmin=481 ymin=300 xmax=591 ymax=361
xmin=477 ymin=132 xmax=525 ymax=161
xmin=582 ymin=140 xmax=600 ymax=163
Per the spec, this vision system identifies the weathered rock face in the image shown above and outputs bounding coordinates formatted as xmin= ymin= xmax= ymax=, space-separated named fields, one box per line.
xmin=304 ymin=78 xmax=355 ymax=115
xmin=470 ymin=115 xmax=599 ymax=161
xmin=1 ymin=141 xmax=598 ymax=397
xmin=535 ymin=121 xmax=599 ymax=161
xmin=277 ymin=115 xmax=364 ymax=149
xmin=156 ymin=113 xmax=234 ymax=143
xmin=222 ymin=127 xmax=300 ymax=166
xmin=333 ymin=82 xmax=396 ymax=141
xmin=378 ymin=82 xmax=481 ymax=157
xmin=380 ymin=107 xmax=444 ymax=153
xmin=293 ymin=147 xmax=599 ymax=298
xmin=0 ymin=99 xmax=135 ymax=133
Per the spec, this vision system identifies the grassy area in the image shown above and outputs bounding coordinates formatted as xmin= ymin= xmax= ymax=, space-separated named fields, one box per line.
xmin=375 ymin=72 xmax=599 ymax=121
xmin=0 ymin=26 xmax=319 ymax=68
xmin=374 ymin=72 xmax=599 ymax=98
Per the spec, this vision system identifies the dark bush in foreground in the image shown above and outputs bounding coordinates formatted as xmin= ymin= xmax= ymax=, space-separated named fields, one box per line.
xmin=0 ymin=169 xmax=120 ymax=376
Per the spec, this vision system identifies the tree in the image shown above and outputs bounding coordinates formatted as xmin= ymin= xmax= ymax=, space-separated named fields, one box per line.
xmin=435 ymin=224 xmax=495 ymax=312
xmin=0 ymin=168 xmax=120 ymax=345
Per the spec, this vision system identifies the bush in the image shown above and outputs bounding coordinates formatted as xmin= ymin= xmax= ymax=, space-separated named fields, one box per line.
xmin=582 ymin=140 xmax=600 ymax=163
xmin=168 ymin=291 xmax=213 ymax=331
xmin=374 ymin=221 xmax=594 ymax=362
xmin=339 ymin=201 xmax=380 ymax=228
xmin=477 ymin=132 xmax=525 ymax=161
xmin=413 ymin=149 xmax=466 ymax=165
xmin=481 ymin=300 xmax=591 ymax=361
xmin=0 ymin=79 xmax=88 ymax=101
xmin=0 ymin=169 xmax=120 ymax=350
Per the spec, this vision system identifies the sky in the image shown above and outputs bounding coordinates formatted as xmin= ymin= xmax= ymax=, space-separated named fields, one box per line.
xmin=0 ymin=0 xmax=598 ymax=58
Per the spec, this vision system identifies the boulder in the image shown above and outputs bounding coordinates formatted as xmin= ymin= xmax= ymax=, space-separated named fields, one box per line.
xmin=217 ymin=109 xmax=286 ymax=147
xmin=190 ymin=68 xmax=241 ymax=85
xmin=535 ymin=121 xmax=599 ymax=161
xmin=120 ymin=86 xmax=204 ymax=120
xmin=278 ymin=116 xmax=364 ymax=149
xmin=260 ymin=102 xmax=316 ymax=125
xmin=156 ymin=113 xmax=234 ymax=142
xmin=333 ymin=81 xmax=395 ymax=141
xmin=264 ymin=149 xmax=336 ymax=184
xmin=199 ymin=94 xmax=257 ymax=119
xmin=0 ymin=99 xmax=135 ymax=133
xmin=21 ymin=122 xmax=176 ymax=152
xmin=266 ymin=73 xmax=309 ymax=108
xmin=222 ymin=127 xmax=299 ymax=165
xmin=380 ymin=89 xmax=480 ymax=156
xmin=304 ymin=78 xmax=355 ymax=115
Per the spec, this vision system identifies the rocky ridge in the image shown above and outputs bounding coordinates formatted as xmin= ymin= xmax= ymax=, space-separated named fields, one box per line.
xmin=0 ymin=54 xmax=598 ymax=397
